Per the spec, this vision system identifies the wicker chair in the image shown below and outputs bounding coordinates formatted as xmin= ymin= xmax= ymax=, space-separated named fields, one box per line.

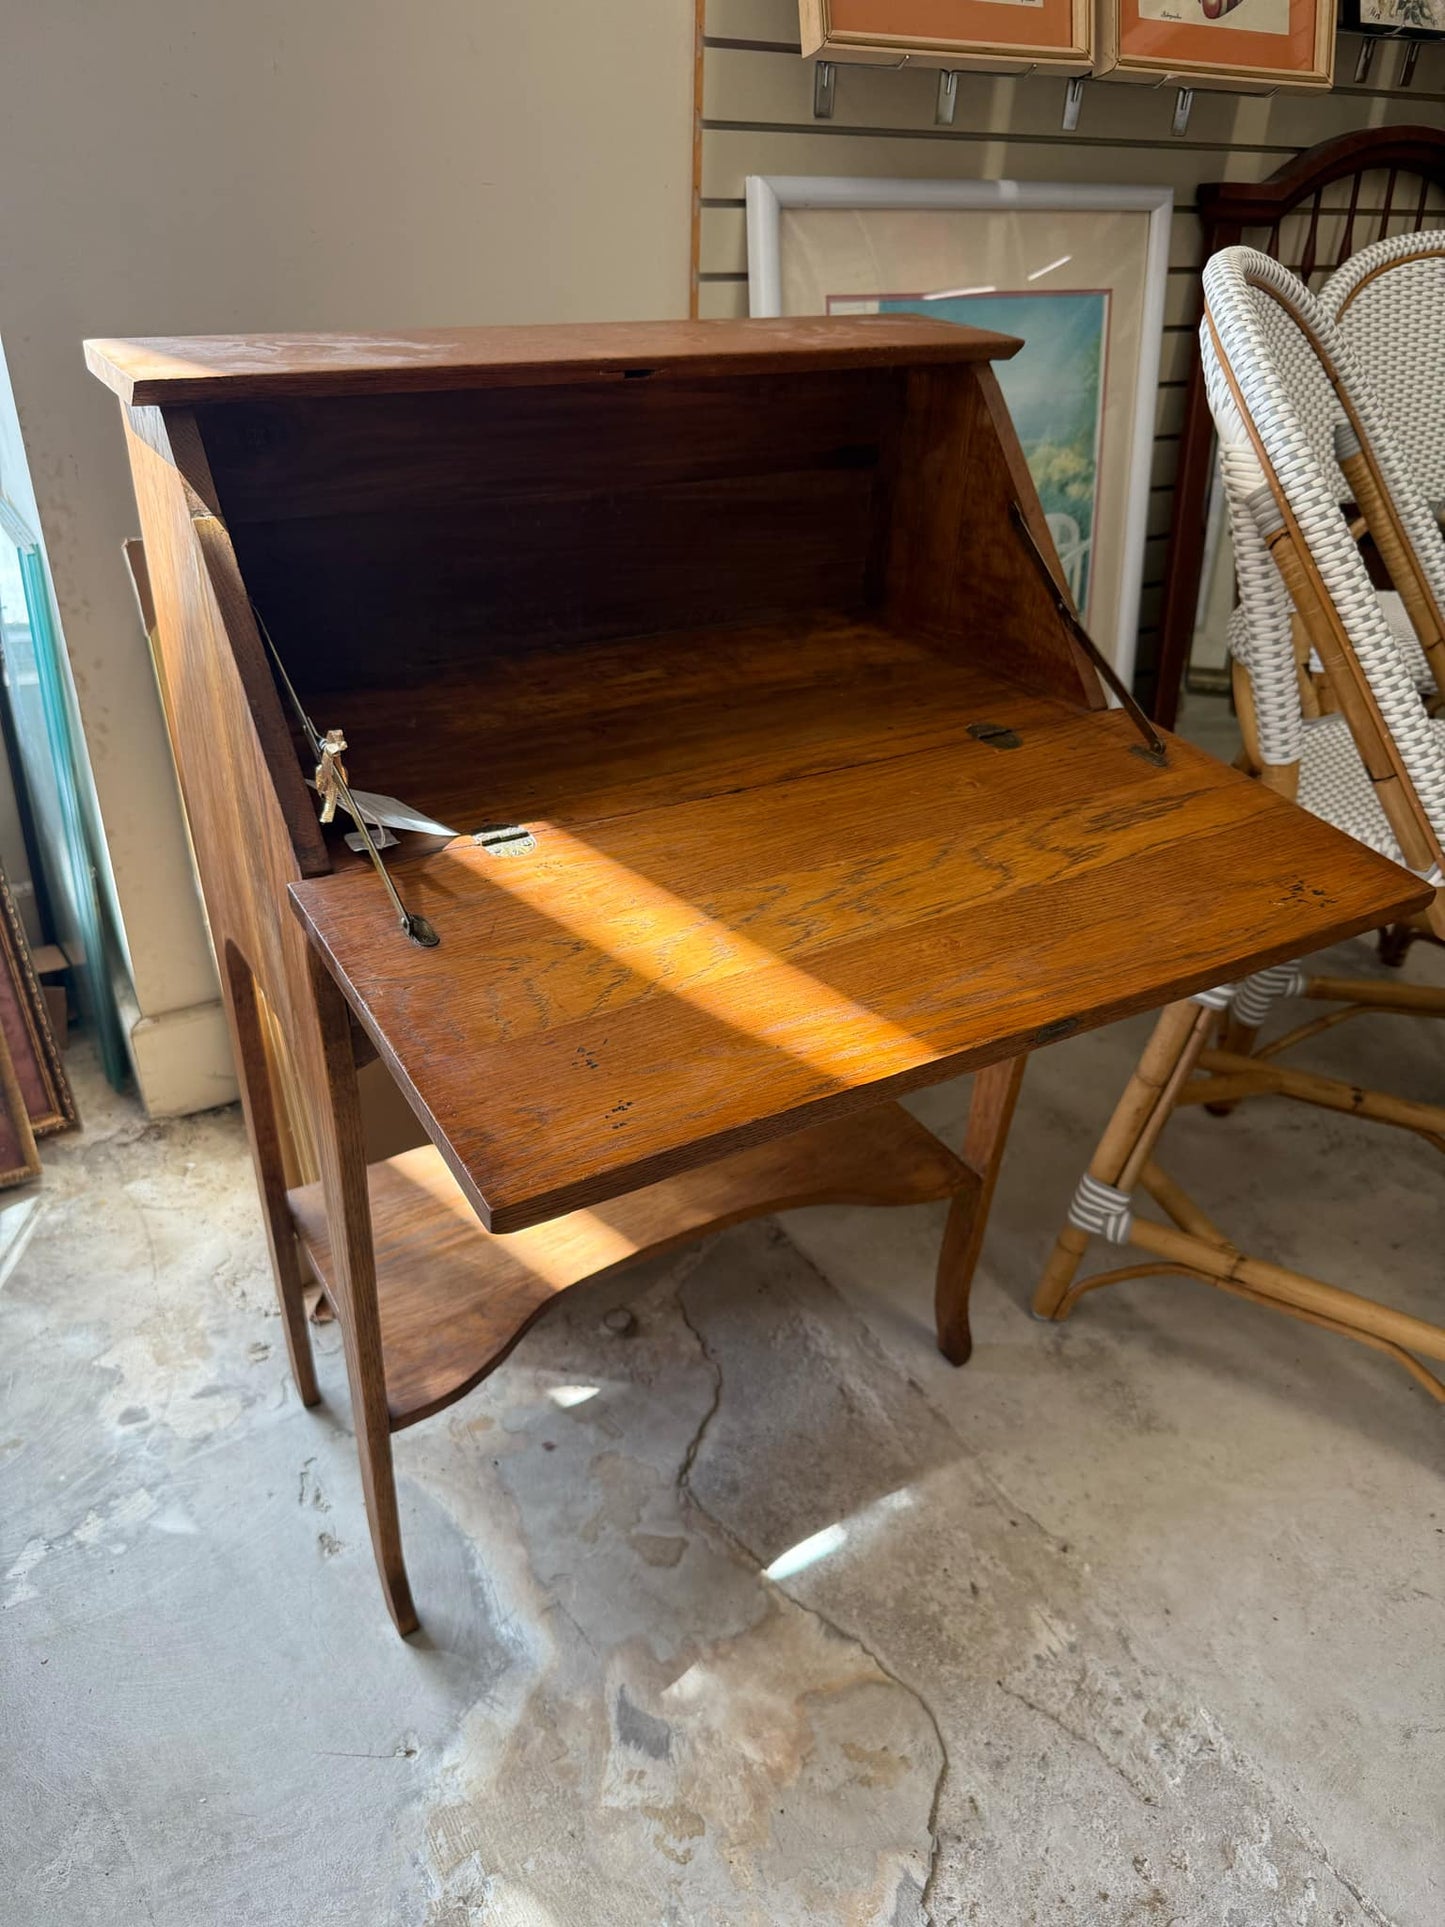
xmin=1033 ymin=246 xmax=1445 ymax=1402
xmin=1318 ymin=230 xmax=1445 ymax=703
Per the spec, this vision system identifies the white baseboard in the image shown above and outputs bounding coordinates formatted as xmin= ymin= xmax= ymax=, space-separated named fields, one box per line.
xmin=121 ymin=991 xmax=239 ymax=1118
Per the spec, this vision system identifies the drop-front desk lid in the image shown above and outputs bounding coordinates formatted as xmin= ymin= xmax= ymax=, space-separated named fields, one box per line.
xmin=286 ymin=618 xmax=1431 ymax=1235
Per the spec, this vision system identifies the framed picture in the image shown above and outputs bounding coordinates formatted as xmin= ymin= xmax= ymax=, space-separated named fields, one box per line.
xmin=0 ymin=866 xmax=75 ymax=1138
xmin=0 ymin=1028 xmax=40 ymax=1190
xmin=747 ymin=177 xmax=1172 ymax=682
xmin=1341 ymin=0 xmax=1445 ymax=36
xmin=1095 ymin=0 xmax=1335 ymax=88
xmin=800 ymin=0 xmax=1092 ymax=72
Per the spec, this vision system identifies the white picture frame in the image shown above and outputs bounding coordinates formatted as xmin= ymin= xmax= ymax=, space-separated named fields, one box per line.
xmin=746 ymin=176 xmax=1173 ymax=684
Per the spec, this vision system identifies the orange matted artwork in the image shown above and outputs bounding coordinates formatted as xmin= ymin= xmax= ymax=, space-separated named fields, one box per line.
xmin=799 ymin=0 xmax=1094 ymax=71
xmin=1098 ymin=0 xmax=1335 ymax=86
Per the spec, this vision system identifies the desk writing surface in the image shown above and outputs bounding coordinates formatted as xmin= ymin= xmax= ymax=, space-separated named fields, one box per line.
xmin=287 ymin=617 xmax=1429 ymax=1233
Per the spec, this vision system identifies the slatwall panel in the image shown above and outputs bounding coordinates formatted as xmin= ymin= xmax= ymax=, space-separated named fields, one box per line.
xmin=694 ymin=0 xmax=1445 ymax=680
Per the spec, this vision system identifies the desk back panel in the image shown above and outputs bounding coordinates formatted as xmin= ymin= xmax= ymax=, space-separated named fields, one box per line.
xmin=186 ymin=357 xmax=1097 ymax=713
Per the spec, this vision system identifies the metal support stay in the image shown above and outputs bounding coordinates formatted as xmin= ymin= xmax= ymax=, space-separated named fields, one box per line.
xmin=1008 ymin=501 xmax=1168 ymax=765
xmin=250 ymin=601 xmax=441 ymax=947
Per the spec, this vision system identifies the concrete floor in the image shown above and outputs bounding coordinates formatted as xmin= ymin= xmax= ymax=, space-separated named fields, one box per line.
xmin=5 ymin=768 xmax=1444 ymax=1922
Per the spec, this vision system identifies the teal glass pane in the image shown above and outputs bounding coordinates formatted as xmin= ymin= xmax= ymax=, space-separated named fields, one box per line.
xmin=0 ymin=523 xmax=128 ymax=1088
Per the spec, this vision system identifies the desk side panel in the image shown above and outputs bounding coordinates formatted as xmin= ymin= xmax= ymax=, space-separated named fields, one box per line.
xmin=121 ymin=415 xmax=322 ymax=1028
xmin=883 ymin=363 xmax=1104 ymax=710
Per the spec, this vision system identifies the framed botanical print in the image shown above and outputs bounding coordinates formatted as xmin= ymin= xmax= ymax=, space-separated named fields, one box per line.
xmin=1095 ymin=0 xmax=1336 ymax=88
xmin=747 ymin=176 xmax=1172 ymax=682
xmin=799 ymin=0 xmax=1093 ymax=72
xmin=1341 ymin=0 xmax=1445 ymax=36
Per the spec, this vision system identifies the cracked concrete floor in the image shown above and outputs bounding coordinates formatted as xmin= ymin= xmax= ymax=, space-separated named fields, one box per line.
xmin=3 ymin=933 xmax=1442 ymax=1925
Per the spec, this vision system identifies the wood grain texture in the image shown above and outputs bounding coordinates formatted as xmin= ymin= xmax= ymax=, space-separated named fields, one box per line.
xmin=305 ymin=947 xmax=418 ymax=1634
xmin=85 ymin=316 xmax=1021 ymax=407
xmin=196 ymin=370 xmax=903 ymax=526
xmin=290 ymin=632 xmax=1430 ymax=1234
xmin=231 ymin=469 xmax=879 ymax=685
xmin=223 ymin=943 xmax=319 ymax=1410
xmin=935 ymin=1053 xmax=1027 ymax=1366
xmin=298 ymin=618 xmax=1074 ymax=843
xmin=289 ymin=1101 xmax=966 ymax=1428
xmin=883 ymin=364 xmax=1100 ymax=709
xmin=208 ymin=365 xmax=899 ymax=690
xmin=98 ymin=314 xmax=1436 ymax=1629
xmin=119 ymin=407 xmax=418 ymax=1628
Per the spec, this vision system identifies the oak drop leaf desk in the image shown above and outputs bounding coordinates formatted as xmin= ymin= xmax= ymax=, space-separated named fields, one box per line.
xmin=88 ymin=319 xmax=1426 ymax=1633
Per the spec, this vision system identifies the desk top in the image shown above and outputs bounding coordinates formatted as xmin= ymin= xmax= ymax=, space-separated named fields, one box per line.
xmin=84 ymin=316 xmax=1020 ymax=408
xmin=288 ymin=616 xmax=1429 ymax=1233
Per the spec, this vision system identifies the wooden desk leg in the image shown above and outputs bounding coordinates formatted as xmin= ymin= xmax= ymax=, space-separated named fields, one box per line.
xmin=935 ymin=1054 xmax=1028 ymax=1365
xmin=223 ymin=947 xmax=318 ymax=1409
xmin=307 ymin=952 xmax=419 ymax=1638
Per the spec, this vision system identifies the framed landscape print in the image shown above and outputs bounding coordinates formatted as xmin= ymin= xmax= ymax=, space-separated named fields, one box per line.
xmin=747 ymin=177 xmax=1172 ymax=682
xmin=800 ymin=0 xmax=1093 ymax=71
xmin=1095 ymin=0 xmax=1335 ymax=88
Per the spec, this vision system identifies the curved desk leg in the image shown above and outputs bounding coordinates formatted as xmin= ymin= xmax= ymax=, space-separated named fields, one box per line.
xmin=308 ymin=952 xmax=419 ymax=1638
xmin=935 ymin=1053 xmax=1028 ymax=1365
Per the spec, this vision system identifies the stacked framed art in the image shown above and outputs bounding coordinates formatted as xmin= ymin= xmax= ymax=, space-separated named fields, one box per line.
xmin=746 ymin=176 xmax=1172 ymax=682
xmin=1094 ymin=0 xmax=1336 ymax=88
xmin=798 ymin=0 xmax=1337 ymax=87
xmin=799 ymin=0 xmax=1094 ymax=74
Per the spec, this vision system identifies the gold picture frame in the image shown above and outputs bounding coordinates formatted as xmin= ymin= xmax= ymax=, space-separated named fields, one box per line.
xmin=0 ymin=1027 xmax=41 ymax=1190
xmin=0 ymin=867 xmax=75 ymax=1138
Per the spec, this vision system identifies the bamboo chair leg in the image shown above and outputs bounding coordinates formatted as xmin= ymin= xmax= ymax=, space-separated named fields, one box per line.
xmin=1138 ymin=1160 xmax=1232 ymax=1249
xmin=1206 ymin=1005 xmax=1264 ymax=1116
xmin=935 ymin=1053 xmax=1027 ymax=1365
xmin=1220 ymin=1010 xmax=1263 ymax=1060
xmin=1213 ymin=968 xmax=1445 ymax=1088
xmin=1034 ymin=1000 xmax=1215 ymax=1321
xmin=223 ymin=946 xmax=318 ymax=1409
xmin=1183 ymin=1046 xmax=1445 ymax=1145
xmin=308 ymin=952 xmax=418 ymax=1638
xmin=1125 ymin=1216 xmax=1445 ymax=1401
xmin=1302 ymin=973 xmax=1445 ymax=1017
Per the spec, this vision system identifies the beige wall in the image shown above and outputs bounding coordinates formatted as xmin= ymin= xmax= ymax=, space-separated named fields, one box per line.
xmin=1 ymin=0 xmax=694 ymax=1113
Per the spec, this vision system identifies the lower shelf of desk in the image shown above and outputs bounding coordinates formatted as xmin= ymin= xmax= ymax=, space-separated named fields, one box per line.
xmin=287 ymin=1099 xmax=969 ymax=1430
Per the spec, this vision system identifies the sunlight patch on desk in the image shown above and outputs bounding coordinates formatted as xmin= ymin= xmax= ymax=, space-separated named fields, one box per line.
xmin=468 ymin=825 xmax=929 ymax=1085
xmin=388 ymin=1146 xmax=645 ymax=1287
